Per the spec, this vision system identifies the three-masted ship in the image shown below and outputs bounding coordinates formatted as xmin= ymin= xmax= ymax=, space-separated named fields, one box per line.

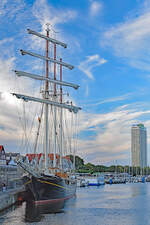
xmin=13 ymin=24 xmax=81 ymax=213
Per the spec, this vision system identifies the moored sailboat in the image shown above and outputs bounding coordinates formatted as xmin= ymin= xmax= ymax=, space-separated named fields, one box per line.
xmin=13 ymin=24 xmax=81 ymax=213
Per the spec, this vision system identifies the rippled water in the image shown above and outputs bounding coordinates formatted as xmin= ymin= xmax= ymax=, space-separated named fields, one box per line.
xmin=1 ymin=183 xmax=150 ymax=225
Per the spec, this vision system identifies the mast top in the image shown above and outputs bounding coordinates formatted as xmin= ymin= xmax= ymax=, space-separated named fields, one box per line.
xmin=46 ymin=23 xmax=51 ymax=32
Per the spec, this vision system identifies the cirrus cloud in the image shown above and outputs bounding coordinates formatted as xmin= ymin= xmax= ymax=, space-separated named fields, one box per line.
xmin=102 ymin=4 xmax=150 ymax=71
xmin=78 ymin=54 xmax=107 ymax=80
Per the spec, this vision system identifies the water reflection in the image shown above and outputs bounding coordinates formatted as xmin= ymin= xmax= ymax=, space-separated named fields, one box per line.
xmin=129 ymin=183 xmax=150 ymax=225
xmin=130 ymin=183 xmax=150 ymax=197
xmin=24 ymin=196 xmax=76 ymax=223
xmin=25 ymin=201 xmax=42 ymax=222
xmin=1 ymin=184 xmax=150 ymax=225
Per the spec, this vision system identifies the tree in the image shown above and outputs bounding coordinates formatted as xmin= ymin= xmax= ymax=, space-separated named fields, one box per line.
xmin=68 ymin=155 xmax=84 ymax=169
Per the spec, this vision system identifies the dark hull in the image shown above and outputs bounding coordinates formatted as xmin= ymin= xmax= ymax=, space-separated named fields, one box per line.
xmin=23 ymin=174 xmax=76 ymax=213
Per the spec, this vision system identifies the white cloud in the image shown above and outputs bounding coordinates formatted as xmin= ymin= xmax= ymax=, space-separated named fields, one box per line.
xmin=0 ymin=38 xmax=13 ymax=45
xmin=78 ymin=54 xmax=107 ymax=80
xmin=0 ymin=57 xmax=44 ymax=152
xmin=102 ymin=5 xmax=150 ymax=70
xmin=0 ymin=57 xmax=37 ymax=94
xmin=0 ymin=57 xmax=16 ymax=92
xmin=90 ymin=1 xmax=102 ymax=17
xmin=0 ymin=0 xmax=25 ymax=18
xmin=76 ymin=104 xmax=150 ymax=165
xmin=32 ymin=0 xmax=77 ymax=30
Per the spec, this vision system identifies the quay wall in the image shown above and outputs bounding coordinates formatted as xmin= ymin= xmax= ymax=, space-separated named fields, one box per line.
xmin=0 ymin=165 xmax=24 ymax=212
xmin=0 ymin=186 xmax=24 ymax=212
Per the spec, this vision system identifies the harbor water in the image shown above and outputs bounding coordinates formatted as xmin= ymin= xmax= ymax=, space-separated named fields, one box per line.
xmin=1 ymin=183 xmax=150 ymax=225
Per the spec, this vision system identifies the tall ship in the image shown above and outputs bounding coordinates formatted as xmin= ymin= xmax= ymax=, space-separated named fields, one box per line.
xmin=12 ymin=24 xmax=81 ymax=213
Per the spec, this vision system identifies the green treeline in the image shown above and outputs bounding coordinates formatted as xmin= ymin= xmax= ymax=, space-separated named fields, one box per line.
xmin=69 ymin=155 xmax=150 ymax=175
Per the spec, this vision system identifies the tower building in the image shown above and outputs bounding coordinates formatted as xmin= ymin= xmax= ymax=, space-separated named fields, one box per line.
xmin=131 ymin=124 xmax=147 ymax=168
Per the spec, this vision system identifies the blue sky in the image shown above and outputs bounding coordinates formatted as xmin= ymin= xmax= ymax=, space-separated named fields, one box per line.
xmin=1 ymin=0 xmax=150 ymax=165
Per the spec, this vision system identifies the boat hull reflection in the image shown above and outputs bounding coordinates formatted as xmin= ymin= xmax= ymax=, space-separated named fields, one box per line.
xmin=25 ymin=201 xmax=42 ymax=222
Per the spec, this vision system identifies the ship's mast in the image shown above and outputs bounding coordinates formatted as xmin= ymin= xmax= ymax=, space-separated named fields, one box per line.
xmin=13 ymin=25 xmax=81 ymax=175
xmin=44 ymin=24 xmax=50 ymax=172
xmin=60 ymin=58 xmax=63 ymax=169
xmin=53 ymin=42 xmax=57 ymax=168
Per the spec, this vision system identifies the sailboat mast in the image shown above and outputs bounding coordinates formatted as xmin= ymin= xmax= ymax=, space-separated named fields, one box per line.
xmin=44 ymin=24 xmax=50 ymax=171
xmin=60 ymin=58 xmax=63 ymax=169
xmin=60 ymin=58 xmax=63 ymax=104
xmin=53 ymin=43 xmax=57 ymax=168
xmin=54 ymin=44 xmax=57 ymax=95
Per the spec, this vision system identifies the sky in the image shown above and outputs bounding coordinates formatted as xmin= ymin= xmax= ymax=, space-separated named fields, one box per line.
xmin=1 ymin=0 xmax=150 ymax=166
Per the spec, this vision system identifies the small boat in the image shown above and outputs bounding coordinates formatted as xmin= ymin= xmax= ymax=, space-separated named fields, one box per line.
xmin=146 ymin=175 xmax=150 ymax=182
xmin=80 ymin=178 xmax=89 ymax=187
xmin=86 ymin=177 xmax=104 ymax=186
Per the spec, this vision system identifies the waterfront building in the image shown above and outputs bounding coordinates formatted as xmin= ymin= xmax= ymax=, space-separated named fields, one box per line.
xmin=0 ymin=145 xmax=6 ymax=165
xmin=0 ymin=146 xmax=20 ymax=165
xmin=131 ymin=124 xmax=147 ymax=168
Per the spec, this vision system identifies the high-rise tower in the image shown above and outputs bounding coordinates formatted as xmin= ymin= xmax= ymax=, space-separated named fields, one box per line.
xmin=131 ymin=124 xmax=147 ymax=168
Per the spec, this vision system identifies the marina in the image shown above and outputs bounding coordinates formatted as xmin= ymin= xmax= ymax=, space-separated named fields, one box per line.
xmin=1 ymin=182 xmax=150 ymax=225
